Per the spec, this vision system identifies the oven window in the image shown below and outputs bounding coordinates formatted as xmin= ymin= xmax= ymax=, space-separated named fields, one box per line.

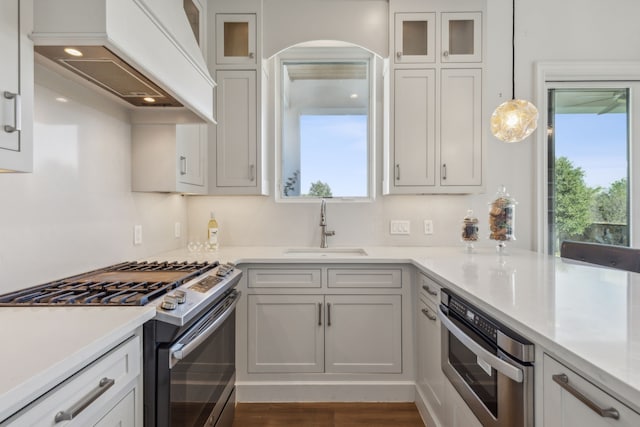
xmin=170 ymin=312 xmax=235 ymax=426
xmin=449 ymin=327 xmax=498 ymax=417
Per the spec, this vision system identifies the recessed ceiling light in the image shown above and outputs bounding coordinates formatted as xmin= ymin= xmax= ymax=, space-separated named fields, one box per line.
xmin=143 ymin=97 xmax=156 ymax=103
xmin=55 ymin=97 xmax=68 ymax=103
xmin=350 ymin=93 xmax=359 ymax=99
xmin=63 ymin=47 xmax=83 ymax=57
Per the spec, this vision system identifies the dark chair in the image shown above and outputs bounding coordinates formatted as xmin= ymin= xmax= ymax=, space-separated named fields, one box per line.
xmin=559 ymin=240 xmax=640 ymax=273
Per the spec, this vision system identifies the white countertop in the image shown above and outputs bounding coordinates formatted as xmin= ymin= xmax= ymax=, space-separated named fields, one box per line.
xmin=0 ymin=306 xmax=155 ymax=421
xmin=152 ymin=245 xmax=640 ymax=411
xmin=3 ymin=245 xmax=639 ymax=420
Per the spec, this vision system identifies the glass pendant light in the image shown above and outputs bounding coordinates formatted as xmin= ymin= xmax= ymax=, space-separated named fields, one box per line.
xmin=490 ymin=0 xmax=538 ymax=143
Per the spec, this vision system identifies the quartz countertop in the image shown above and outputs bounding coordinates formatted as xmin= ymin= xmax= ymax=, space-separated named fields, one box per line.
xmin=0 ymin=306 xmax=155 ymax=421
xmin=3 ymin=245 xmax=639 ymax=421
xmin=151 ymin=245 xmax=640 ymax=412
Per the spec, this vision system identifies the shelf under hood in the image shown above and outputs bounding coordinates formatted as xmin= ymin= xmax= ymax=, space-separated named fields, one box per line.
xmin=31 ymin=0 xmax=215 ymax=123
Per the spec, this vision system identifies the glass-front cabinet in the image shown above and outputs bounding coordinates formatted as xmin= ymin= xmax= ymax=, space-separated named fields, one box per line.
xmin=215 ymin=13 xmax=256 ymax=65
xmin=441 ymin=12 xmax=482 ymax=63
xmin=394 ymin=13 xmax=435 ymax=64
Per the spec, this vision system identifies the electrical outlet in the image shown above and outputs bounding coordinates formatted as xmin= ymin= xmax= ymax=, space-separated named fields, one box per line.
xmin=390 ymin=220 xmax=410 ymax=235
xmin=424 ymin=220 xmax=434 ymax=235
xmin=134 ymin=225 xmax=143 ymax=245
xmin=174 ymin=222 xmax=181 ymax=238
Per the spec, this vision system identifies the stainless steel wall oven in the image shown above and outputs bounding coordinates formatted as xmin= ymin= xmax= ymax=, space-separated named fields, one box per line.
xmin=439 ymin=288 xmax=535 ymax=427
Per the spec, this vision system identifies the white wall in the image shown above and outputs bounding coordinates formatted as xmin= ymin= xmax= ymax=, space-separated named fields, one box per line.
xmin=190 ymin=0 xmax=640 ymax=251
xmin=0 ymin=65 xmax=187 ymax=293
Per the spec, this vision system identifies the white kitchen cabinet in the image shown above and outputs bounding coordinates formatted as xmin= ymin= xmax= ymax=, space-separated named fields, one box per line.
xmin=0 ymin=0 xmax=33 ymax=173
xmin=392 ymin=68 xmax=436 ymax=189
xmin=416 ymin=291 xmax=445 ymax=424
xmin=441 ymin=12 xmax=482 ymax=63
xmin=325 ymin=294 xmax=402 ymax=374
xmin=132 ymin=123 xmax=207 ymax=193
xmin=3 ymin=333 xmax=142 ymax=426
xmin=394 ymin=13 xmax=435 ymax=64
xmin=215 ymin=13 xmax=257 ymax=66
xmin=543 ymin=353 xmax=640 ymax=427
xmin=386 ymin=2 xmax=485 ymax=194
xmin=440 ymin=68 xmax=482 ymax=187
xmin=247 ymin=293 xmax=402 ymax=374
xmin=247 ymin=294 xmax=324 ymax=373
xmin=212 ymin=70 xmax=262 ymax=192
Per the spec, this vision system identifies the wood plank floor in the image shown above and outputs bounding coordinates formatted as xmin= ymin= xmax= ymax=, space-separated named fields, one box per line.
xmin=232 ymin=402 xmax=425 ymax=427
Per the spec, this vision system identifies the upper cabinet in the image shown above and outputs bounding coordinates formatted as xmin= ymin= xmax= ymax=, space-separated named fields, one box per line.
xmin=208 ymin=0 xmax=267 ymax=195
xmin=385 ymin=0 xmax=485 ymax=195
xmin=394 ymin=13 xmax=435 ymax=64
xmin=441 ymin=12 xmax=482 ymax=63
xmin=0 ymin=0 xmax=33 ymax=173
xmin=131 ymin=124 xmax=207 ymax=194
xmin=215 ymin=13 xmax=257 ymax=66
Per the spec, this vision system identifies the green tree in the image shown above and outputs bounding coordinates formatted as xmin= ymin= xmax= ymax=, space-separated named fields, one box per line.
xmin=593 ymin=178 xmax=627 ymax=224
xmin=555 ymin=157 xmax=595 ymax=237
xmin=308 ymin=181 xmax=332 ymax=197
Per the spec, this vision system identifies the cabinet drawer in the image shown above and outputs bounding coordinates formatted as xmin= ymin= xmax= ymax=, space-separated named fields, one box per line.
xmin=247 ymin=268 xmax=322 ymax=288
xmin=327 ymin=268 xmax=401 ymax=288
xmin=543 ymin=354 xmax=640 ymax=426
xmin=417 ymin=271 xmax=440 ymax=304
xmin=5 ymin=335 xmax=140 ymax=426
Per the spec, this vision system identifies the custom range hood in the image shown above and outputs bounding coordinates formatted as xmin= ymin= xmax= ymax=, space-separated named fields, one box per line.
xmin=31 ymin=0 xmax=215 ymax=123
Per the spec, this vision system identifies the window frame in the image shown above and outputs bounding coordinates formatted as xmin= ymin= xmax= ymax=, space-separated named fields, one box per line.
xmin=273 ymin=45 xmax=377 ymax=203
xmin=535 ymin=62 xmax=640 ymax=252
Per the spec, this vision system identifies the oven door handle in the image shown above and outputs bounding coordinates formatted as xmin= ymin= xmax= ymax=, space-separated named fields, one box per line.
xmin=438 ymin=308 xmax=524 ymax=383
xmin=169 ymin=291 xmax=240 ymax=368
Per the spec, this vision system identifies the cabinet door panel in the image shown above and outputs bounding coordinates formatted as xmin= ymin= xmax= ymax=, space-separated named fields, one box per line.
xmin=216 ymin=14 xmax=256 ymax=65
xmin=177 ymin=124 xmax=205 ymax=187
xmin=393 ymin=69 xmax=436 ymax=187
xmin=441 ymin=12 xmax=482 ymax=63
xmin=216 ymin=70 xmax=257 ymax=187
xmin=440 ymin=68 xmax=482 ymax=186
xmin=418 ymin=298 xmax=445 ymax=423
xmin=325 ymin=295 xmax=402 ymax=373
xmin=247 ymin=294 xmax=324 ymax=373
xmin=394 ymin=13 xmax=435 ymax=64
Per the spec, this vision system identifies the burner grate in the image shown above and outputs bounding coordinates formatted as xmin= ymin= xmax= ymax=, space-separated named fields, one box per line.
xmin=0 ymin=261 xmax=218 ymax=306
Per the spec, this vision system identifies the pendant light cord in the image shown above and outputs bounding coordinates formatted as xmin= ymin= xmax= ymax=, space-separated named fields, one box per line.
xmin=511 ymin=0 xmax=515 ymax=100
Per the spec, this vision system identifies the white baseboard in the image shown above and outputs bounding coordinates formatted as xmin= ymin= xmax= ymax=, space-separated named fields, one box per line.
xmin=236 ymin=380 xmax=416 ymax=403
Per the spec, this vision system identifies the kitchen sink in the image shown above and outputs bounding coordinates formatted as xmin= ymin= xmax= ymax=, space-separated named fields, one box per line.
xmin=284 ymin=248 xmax=368 ymax=257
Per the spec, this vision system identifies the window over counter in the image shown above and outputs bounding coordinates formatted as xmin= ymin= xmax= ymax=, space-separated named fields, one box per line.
xmin=275 ymin=43 xmax=378 ymax=201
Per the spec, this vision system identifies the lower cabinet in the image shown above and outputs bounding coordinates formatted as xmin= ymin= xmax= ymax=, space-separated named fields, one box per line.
xmin=417 ymin=296 xmax=445 ymax=424
xmin=247 ymin=293 xmax=402 ymax=374
xmin=543 ymin=353 xmax=640 ymax=426
xmin=4 ymin=332 xmax=142 ymax=426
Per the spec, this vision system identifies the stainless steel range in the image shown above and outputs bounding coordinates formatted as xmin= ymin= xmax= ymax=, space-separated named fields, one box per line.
xmin=0 ymin=260 xmax=242 ymax=427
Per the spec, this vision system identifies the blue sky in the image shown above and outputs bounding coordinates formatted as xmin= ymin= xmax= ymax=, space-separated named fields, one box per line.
xmin=300 ymin=114 xmax=368 ymax=197
xmin=554 ymin=113 xmax=627 ymax=189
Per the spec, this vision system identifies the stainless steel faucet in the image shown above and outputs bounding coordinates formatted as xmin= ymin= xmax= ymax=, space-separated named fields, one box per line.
xmin=320 ymin=199 xmax=335 ymax=248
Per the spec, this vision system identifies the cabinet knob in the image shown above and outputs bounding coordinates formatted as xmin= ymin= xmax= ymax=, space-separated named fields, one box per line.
xmin=396 ymin=51 xmax=403 ymax=59
xmin=249 ymin=52 xmax=255 ymax=59
xmin=443 ymin=50 xmax=450 ymax=58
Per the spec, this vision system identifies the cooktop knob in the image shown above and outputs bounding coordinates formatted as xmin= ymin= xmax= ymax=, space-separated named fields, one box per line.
xmin=174 ymin=290 xmax=187 ymax=304
xmin=161 ymin=295 xmax=178 ymax=310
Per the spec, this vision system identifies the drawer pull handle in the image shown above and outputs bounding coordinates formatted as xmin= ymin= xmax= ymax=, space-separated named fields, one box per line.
xmin=422 ymin=308 xmax=436 ymax=321
xmin=552 ymin=374 xmax=620 ymax=420
xmin=422 ymin=285 xmax=438 ymax=296
xmin=180 ymin=156 xmax=187 ymax=175
xmin=54 ymin=377 xmax=115 ymax=423
xmin=318 ymin=302 xmax=322 ymax=326
xmin=327 ymin=303 xmax=332 ymax=326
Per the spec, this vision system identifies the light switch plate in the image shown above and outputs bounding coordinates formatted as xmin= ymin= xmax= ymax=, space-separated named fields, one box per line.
xmin=390 ymin=220 xmax=410 ymax=235
xmin=424 ymin=219 xmax=434 ymax=235
xmin=134 ymin=225 xmax=143 ymax=245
